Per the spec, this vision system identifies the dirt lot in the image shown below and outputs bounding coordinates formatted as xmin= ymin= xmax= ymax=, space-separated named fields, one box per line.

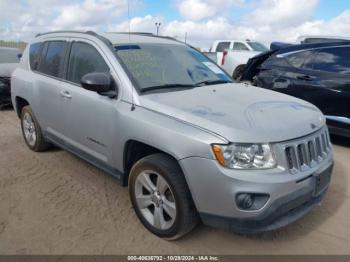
xmin=0 ymin=109 xmax=350 ymax=255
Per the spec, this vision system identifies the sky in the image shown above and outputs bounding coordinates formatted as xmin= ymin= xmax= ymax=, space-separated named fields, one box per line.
xmin=0 ymin=0 xmax=350 ymax=48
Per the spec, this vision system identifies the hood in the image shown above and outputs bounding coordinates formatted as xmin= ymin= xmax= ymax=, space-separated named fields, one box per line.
xmin=0 ymin=63 xmax=18 ymax=77
xmin=139 ymin=83 xmax=325 ymax=143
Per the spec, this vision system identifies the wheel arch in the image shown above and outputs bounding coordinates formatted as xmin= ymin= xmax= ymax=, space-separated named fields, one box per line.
xmin=15 ymin=96 xmax=30 ymax=118
xmin=122 ymin=139 xmax=181 ymax=186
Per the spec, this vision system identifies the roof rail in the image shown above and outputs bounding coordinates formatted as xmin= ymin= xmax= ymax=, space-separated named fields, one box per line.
xmin=35 ymin=30 xmax=98 ymax=37
xmin=106 ymin=32 xmax=154 ymax=36
xmin=105 ymin=32 xmax=178 ymax=41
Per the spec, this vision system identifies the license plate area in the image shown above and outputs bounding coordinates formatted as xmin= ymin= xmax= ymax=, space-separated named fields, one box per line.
xmin=313 ymin=166 xmax=332 ymax=196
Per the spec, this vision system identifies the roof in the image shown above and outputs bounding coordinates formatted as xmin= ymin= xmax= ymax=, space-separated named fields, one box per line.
xmin=296 ymin=35 xmax=350 ymax=42
xmin=275 ymin=41 xmax=350 ymax=55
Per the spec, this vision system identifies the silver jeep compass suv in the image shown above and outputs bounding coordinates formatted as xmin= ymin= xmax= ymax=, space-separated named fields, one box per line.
xmin=11 ymin=31 xmax=334 ymax=239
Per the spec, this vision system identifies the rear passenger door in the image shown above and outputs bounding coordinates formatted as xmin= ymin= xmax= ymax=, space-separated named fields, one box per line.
xmin=33 ymin=40 xmax=68 ymax=139
xmin=61 ymin=40 xmax=117 ymax=166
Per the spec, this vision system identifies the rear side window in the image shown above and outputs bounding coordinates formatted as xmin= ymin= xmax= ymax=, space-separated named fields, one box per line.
xmin=39 ymin=41 xmax=66 ymax=78
xmin=29 ymin=42 xmax=43 ymax=70
xmin=312 ymin=46 xmax=350 ymax=74
xmin=67 ymin=42 xmax=109 ymax=84
xmin=216 ymin=42 xmax=230 ymax=52
xmin=233 ymin=42 xmax=249 ymax=51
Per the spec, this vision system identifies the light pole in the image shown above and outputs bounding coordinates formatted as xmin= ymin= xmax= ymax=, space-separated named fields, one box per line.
xmin=155 ymin=22 xmax=161 ymax=36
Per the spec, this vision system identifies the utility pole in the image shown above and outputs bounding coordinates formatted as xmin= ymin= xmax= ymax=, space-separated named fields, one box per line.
xmin=155 ymin=22 xmax=161 ymax=36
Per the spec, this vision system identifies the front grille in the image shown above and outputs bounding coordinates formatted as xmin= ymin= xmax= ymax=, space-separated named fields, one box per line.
xmin=284 ymin=128 xmax=331 ymax=173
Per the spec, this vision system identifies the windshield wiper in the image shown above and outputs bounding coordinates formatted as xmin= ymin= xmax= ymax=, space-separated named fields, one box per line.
xmin=140 ymin=84 xmax=196 ymax=93
xmin=195 ymin=79 xmax=232 ymax=86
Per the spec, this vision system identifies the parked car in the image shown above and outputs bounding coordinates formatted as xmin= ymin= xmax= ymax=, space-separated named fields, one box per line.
xmin=203 ymin=39 xmax=269 ymax=80
xmin=242 ymin=41 xmax=350 ymax=138
xmin=296 ymin=35 xmax=350 ymax=44
xmin=0 ymin=47 xmax=21 ymax=108
xmin=12 ymin=31 xmax=333 ymax=239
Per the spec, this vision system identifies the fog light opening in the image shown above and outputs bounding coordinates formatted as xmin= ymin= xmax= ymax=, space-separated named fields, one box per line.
xmin=236 ymin=193 xmax=269 ymax=211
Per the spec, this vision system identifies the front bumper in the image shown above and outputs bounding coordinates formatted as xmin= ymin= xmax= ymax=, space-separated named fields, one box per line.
xmin=180 ymin=152 xmax=333 ymax=233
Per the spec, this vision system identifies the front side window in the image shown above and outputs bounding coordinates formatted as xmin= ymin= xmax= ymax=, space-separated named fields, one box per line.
xmin=312 ymin=47 xmax=350 ymax=74
xmin=29 ymin=42 xmax=43 ymax=70
xmin=285 ymin=50 xmax=314 ymax=69
xmin=0 ymin=48 xmax=21 ymax=64
xmin=216 ymin=42 xmax=230 ymax=52
xmin=114 ymin=43 xmax=232 ymax=92
xmin=39 ymin=41 xmax=66 ymax=78
xmin=233 ymin=42 xmax=249 ymax=51
xmin=67 ymin=42 xmax=110 ymax=84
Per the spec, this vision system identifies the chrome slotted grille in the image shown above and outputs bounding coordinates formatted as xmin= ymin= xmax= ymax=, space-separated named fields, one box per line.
xmin=284 ymin=128 xmax=331 ymax=173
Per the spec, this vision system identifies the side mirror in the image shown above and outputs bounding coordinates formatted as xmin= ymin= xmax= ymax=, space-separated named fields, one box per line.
xmin=81 ymin=72 xmax=112 ymax=94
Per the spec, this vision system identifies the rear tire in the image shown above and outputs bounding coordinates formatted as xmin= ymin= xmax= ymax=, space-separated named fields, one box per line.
xmin=129 ymin=153 xmax=199 ymax=240
xmin=21 ymin=106 xmax=50 ymax=152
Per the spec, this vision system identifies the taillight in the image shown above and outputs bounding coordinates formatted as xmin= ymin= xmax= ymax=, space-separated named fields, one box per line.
xmin=221 ymin=50 xmax=228 ymax=65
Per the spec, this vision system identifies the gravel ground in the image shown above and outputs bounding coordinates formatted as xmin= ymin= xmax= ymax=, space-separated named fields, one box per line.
xmin=0 ymin=109 xmax=350 ymax=255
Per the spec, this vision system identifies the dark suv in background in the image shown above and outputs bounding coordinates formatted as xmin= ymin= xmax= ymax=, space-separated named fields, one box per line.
xmin=0 ymin=47 xmax=21 ymax=108
xmin=242 ymin=41 xmax=350 ymax=138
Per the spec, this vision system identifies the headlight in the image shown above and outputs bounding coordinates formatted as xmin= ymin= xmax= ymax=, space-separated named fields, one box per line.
xmin=212 ymin=143 xmax=276 ymax=169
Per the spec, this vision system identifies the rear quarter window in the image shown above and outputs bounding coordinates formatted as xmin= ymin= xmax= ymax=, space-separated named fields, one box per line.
xmin=29 ymin=42 xmax=44 ymax=70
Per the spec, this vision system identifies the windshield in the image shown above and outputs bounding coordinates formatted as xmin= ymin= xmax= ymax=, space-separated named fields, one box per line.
xmin=114 ymin=43 xmax=232 ymax=92
xmin=247 ymin=42 xmax=269 ymax=52
xmin=0 ymin=49 xmax=21 ymax=64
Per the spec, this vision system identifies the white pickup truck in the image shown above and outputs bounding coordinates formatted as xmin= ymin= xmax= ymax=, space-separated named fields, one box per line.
xmin=203 ymin=40 xmax=268 ymax=80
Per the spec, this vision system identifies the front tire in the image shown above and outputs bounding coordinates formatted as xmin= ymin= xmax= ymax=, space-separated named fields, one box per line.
xmin=129 ymin=153 xmax=199 ymax=240
xmin=232 ymin=65 xmax=245 ymax=81
xmin=21 ymin=106 xmax=50 ymax=152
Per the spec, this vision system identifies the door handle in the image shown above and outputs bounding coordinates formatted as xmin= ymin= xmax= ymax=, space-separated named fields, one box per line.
xmin=296 ymin=75 xmax=314 ymax=81
xmin=60 ymin=90 xmax=72 ymax=99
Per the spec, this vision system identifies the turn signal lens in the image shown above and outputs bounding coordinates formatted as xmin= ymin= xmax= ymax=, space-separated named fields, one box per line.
xmin=212 ymin=144 xmax=225 ymax=166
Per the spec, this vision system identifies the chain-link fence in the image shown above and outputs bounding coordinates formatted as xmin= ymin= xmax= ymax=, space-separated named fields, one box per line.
xmin=0 ymin=40 xmax=27 ymax=50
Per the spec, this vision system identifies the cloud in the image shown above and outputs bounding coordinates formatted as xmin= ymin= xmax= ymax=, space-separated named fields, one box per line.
xmin=113 ymin=8 xmax=350 ymax=49
xmin=244 ymin=0 xmax=319 ymax=27
xmin=177 ymin=0 xmax=245 ymax=21
xmin=0 ymin=0 xmax=133 ymax=40
xmin=53 ymin=0 xmax=129 ymax=28
xmin=1 ymin=0 xmax=350 ymax=49
xmin=109 ymin=15 xmax=164 ymax=34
